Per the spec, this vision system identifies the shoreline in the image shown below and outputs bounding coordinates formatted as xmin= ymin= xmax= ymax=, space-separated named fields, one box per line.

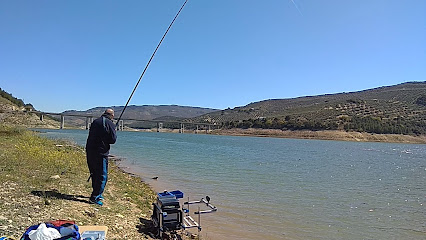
xmin=21 ymin=118 xmax=425 ymax=144
xmin=117 ymin=127 xmax=426 ymax=144
xmin=108 ymin=155 xmax=167 ymax=193
xmin=104 ymin=128 xmax=426 ymax=240
xmin=210 ymin=128 xmax=426 ymax=144
xmin=109 ymin=156 xmax=213 ymax=239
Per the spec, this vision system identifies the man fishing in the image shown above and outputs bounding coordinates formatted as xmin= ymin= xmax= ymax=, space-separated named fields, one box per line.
xmin=86 ymin=108 xmax=117 ymax=206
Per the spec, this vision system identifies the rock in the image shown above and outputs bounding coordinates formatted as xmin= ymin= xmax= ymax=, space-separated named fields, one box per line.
xmin=50 ymin=175 xmax=60 ymax=179
xmin=115 ymin=214 xmax=124 ymax=218
xmin=84 ymin=210 xmax=96 ymax=218
xmin=0 ymin=215 xmax=7 ymax=220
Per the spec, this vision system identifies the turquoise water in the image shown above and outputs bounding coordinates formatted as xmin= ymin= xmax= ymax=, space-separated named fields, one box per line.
xmin=38 ymin=129 xmax=426 ymax=240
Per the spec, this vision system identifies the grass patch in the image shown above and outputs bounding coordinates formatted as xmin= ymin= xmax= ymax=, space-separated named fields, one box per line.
xmin=0 ymin=124 xmax=157 ymax=239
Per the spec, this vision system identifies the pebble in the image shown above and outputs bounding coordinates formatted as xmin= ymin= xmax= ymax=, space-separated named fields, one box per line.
xmin=116 ymin=214 xmax=124 ymax=218
xmin=0 ymin=215 xmax=7 ymax=220
xmin=50 ymin=175 xmax=60 ymax=179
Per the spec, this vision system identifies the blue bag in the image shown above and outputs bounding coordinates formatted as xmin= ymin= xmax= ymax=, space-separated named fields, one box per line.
xmin=21 ymin=222 xmax=80 ymax=240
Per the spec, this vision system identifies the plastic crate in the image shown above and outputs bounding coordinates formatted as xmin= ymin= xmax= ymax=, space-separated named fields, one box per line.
xmin=158 ymin=191 xmax=174 ymax=199
xmin=157 ymin=190 xmax=184 ymax=199
xmin=170 ymin=190 xmax=184 ymax=199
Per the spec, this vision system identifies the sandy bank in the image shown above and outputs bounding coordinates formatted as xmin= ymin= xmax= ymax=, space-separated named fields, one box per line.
xmin=212 ymin=128 xmax=426 ymax=144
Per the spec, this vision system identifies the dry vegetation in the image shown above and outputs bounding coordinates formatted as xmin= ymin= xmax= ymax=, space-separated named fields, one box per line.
xmin=213 ymin=128 xmax=426 ymax=144
xmin=0 ymin=111 xmax=60 ymax=129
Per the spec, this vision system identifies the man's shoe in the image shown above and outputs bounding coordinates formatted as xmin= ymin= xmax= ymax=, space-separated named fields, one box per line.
xmin=98 ymin=194 xmax=104 ymax=200
xmin=89 ymin=198 xmax=103 ymax=206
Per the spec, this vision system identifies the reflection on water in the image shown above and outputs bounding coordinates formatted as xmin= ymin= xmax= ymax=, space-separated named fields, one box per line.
xmin=38 ymin=129 xmax=426 ymax=240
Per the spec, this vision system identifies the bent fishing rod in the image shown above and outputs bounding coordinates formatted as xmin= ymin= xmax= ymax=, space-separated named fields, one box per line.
xmin=115 ymin=0 xmax=188 ymax=128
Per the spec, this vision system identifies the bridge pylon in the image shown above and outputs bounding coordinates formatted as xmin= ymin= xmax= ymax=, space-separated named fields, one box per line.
xmin=60 ymin=115 xmax=65 ymax=129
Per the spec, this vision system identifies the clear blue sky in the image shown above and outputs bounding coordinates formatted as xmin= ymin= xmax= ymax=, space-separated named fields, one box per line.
xmin=1 ymin=0 xmax=425 ymax=113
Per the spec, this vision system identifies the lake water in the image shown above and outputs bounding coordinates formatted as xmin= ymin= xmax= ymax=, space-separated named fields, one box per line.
xmin=37 ymin=129 xmax=426 ymax=240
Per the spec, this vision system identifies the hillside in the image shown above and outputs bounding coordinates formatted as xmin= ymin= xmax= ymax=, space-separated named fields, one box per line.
xmin=0 ymin=93 xmax=59 ymax=129
xmin=191 ymin=82 xmax=426 ymax=135
xmin=0 ymin=87 xmax=34 ymax=111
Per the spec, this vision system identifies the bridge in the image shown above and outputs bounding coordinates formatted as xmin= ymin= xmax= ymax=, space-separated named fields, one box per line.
xmin=32 ymin=111 xmax=219 ymax=133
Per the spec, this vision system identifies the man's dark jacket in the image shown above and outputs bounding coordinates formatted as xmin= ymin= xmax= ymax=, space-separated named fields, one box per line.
xmin=86 ymin=115 xmax=117 ymax=156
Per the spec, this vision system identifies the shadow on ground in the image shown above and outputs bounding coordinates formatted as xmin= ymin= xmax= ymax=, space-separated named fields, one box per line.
xmin=137 ymin=217 xmax=157 ymax=238
xmin=137 ymin=217 xmax=185 ymax=240
xmin=31 ymin=190 xmax=90 ymax=204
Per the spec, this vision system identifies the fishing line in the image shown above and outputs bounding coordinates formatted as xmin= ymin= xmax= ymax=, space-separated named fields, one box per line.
xmin=290 ymin=0 xmax=303 ymax=16
xmin=116 ymin=0 xmax=188 ymax=127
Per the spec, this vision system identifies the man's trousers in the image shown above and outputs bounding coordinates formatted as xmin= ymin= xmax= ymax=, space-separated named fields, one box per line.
xmin=86 ymin=151 xmax=108 ymax=201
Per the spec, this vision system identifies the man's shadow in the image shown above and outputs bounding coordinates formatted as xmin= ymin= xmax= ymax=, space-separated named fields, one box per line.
xmin=31 ymin=190 xmax=90 ymax=204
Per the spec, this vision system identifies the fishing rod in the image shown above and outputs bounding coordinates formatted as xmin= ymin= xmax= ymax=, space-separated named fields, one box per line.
xmin=115 ymin=0 xmax=188 ymax=128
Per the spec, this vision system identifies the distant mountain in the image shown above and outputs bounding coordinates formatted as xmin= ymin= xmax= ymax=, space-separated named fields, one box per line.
xmin=65 ymin=105 xmax=218 ymax=119
xmin=63 ymin=105 xmax=219 ymax=128
xmin=190 ymin=82 xmax=426 ymax=135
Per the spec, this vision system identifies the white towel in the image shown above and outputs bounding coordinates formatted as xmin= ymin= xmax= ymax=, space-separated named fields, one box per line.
xmin=28 ymin=223 xmax=61 ymax=240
